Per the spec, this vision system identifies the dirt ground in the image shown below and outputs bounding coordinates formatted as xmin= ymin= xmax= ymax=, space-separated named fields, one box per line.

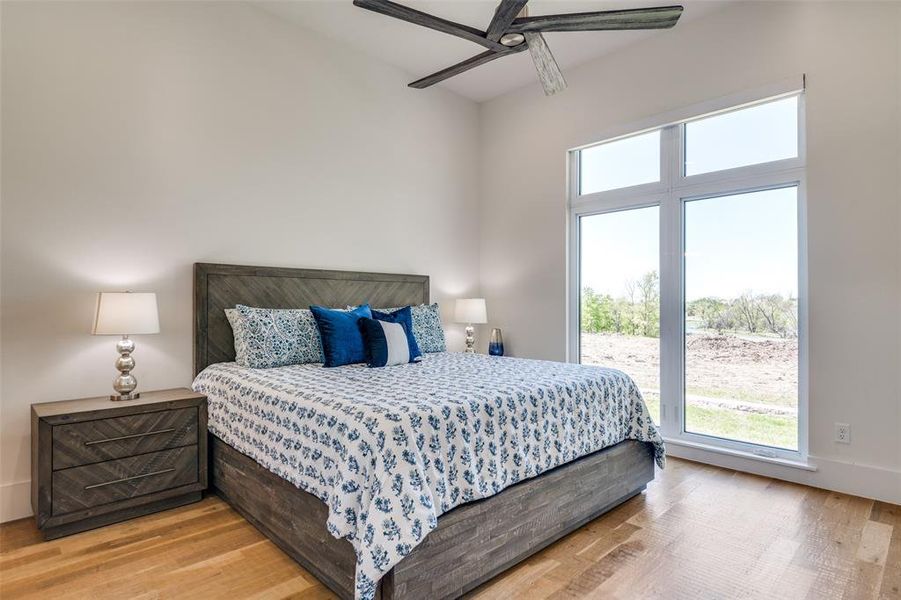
xmin=580 ymin=332 xmax=798 ymax=407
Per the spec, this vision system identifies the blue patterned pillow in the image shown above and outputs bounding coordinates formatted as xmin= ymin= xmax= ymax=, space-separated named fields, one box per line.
xmin=224 ymin=308 xmax=249 ymax=365
xmin=358 ymin=317 xmax=415 ymax=367
xmin=310 ymin=304 xmax=372 ymax=367
xmin=377 ymin=303 xmax=446 ymax=353
xmin=372 ymin=306 xmax=422 ymax=361
xmin=232 ymin=305 xmax=325 ymax=368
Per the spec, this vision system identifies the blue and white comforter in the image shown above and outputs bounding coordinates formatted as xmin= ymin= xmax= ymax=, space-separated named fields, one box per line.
xmin=193 ymin=352 xmax=664 ymax=599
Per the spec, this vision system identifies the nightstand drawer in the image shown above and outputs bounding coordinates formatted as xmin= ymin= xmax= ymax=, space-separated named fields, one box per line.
xmin=52 ymin=445 xmax=198 ymax=515
xmin=53 ymin=407 xmax=198 ymax=469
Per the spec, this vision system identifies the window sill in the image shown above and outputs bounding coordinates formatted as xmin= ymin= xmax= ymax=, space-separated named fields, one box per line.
xmin=663 ymin=437 xmax=817 ymax=472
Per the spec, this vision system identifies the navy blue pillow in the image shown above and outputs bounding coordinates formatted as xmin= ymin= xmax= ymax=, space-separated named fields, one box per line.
xmin=359 ymin=317 xmax=415 ymax=367
xmin=310 ymin=304 xmax=372 ymax=367
xmin=372 ymin=306 xmax=422 ymax=361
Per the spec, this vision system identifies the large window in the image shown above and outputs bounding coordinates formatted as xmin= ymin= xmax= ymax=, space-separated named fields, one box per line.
xmin=683 ymin=187 xmax=799 ymax=450
xmin=580 ymin=207 xmax=660 ymax=424
xmin=569 ymin=89 xmax=806 ymax=461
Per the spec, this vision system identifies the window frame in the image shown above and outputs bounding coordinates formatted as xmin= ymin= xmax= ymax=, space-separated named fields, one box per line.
xmin=578 ymin=129 xmax=664 ymax=196
xmin=567 ymin=89 xmax=808 ymax=463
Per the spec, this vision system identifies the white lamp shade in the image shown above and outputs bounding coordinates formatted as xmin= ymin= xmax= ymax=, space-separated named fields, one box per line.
xmin=455 ymin=298 xmax=487 ymax=324
xmin=92 ymin=292 xmax=160 ymax=335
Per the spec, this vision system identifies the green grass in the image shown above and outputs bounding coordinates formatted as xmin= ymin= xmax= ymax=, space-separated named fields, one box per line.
xmin=645 ymin=393 xmax=662 ymax=425
xmin=643 ymin=396 xmax=798 ymax=451
xmin=685 ymin=385 xmax=796 ymax=408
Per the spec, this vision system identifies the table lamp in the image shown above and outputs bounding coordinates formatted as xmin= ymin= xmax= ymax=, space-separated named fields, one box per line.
xmin=92 ymin=291 xmax=160 ymax=400
xmin=454 ymin=298 xmax=487 ymax=354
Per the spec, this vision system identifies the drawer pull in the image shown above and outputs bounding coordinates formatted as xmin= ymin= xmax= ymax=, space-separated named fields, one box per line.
xmin=84 ymin=468 xmax=176 ymax=490
xmin=84 ymin=428 xmax=177 ymax=446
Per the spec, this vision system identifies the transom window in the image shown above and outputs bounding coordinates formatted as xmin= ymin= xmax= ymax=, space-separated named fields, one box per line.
xmin=568 ymin=90 xmax=806 ymax=461
xmin=579 ymin=130 xmax=660 ymax=194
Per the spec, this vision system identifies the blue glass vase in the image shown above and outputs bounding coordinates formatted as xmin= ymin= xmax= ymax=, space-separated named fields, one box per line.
xmin=488 ymin=328 xmax=504 ymax=356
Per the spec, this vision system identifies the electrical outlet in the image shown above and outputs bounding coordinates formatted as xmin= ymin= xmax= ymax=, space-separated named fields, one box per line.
xmin=835 ymin=423 xmax=851 ymax=444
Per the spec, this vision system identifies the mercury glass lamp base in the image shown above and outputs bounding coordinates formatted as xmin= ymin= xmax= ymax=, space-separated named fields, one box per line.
xmin=110 ymin=335 xmax=140 ymax=401
xmin=464 ymin=324 xmax=476 ymax=354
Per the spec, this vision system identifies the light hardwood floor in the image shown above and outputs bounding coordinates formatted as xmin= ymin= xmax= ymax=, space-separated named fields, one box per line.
xmin=1 ymin=457 xmax=898 ymax=599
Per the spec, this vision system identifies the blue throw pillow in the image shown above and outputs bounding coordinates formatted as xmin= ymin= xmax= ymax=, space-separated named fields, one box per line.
xmin=372 ymin=306 xmax=422 ymax=361
xmin=359 ymin=317 xmax=414 ymax=367
xmin=310 ymin=304 xmax=372 ymax=367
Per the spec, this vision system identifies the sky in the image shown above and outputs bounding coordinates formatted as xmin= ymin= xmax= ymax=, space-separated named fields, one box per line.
xmin=579 ymin=96 xmax=799 ymax=302
xmin=580 ymin=187 xmax=798 ymax=302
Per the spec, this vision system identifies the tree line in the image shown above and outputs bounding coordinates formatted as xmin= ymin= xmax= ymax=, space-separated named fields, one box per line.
xmin=581 ymin=270 xmax=798 ymax=339
xmin=581 ymin=271 xmax=660 ymax=337
xmin=687 ymin=292 xmax=797 ymax=338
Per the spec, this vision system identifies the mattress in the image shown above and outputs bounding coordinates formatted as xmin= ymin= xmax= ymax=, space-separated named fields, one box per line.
xmin=193 ymin=351 xmax=664 ymax=600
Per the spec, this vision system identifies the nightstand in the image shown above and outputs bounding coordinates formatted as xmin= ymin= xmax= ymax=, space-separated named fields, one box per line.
xmin=31 ymin=388 xmax=207 ymax=540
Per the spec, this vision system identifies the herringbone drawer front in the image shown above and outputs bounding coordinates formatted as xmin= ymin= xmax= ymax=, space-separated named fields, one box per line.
xmin=53 ymin=407 xmax=198 ymax=469
xmin=52 ymin=445 xmax=199 ymax=515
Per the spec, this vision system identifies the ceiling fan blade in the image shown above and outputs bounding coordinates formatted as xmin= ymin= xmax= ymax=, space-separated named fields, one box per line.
xmin=509 ymin=6 xmax=683 ymax=33
xmin=524 ymin=32 xmax=566 ymax=96
xmin=486 ymin=0 xmax=529 ymax=42
xmin=353 ymin=0 xmax=507 ymax=52
xmin=409 ymin=46 xmax=525 ymax=89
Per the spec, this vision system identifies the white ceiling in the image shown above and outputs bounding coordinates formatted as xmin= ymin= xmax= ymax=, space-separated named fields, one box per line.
xmin=258 ymin=1 xmax=731 ymax=102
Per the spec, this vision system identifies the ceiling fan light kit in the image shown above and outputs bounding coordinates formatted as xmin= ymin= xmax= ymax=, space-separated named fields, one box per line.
xmin=499 ymin=32 xmax=525 ymax=47
xmin=353 ymin=0 xmax=683 ymax=96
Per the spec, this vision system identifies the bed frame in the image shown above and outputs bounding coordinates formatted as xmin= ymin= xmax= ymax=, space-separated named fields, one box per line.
xmin=193 ymin=262 xmax=655 ymax=600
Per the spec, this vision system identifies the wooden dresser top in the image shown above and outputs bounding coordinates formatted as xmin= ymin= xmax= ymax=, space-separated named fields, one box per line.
xmin=32 ymin=388 xmax=205 ymax=421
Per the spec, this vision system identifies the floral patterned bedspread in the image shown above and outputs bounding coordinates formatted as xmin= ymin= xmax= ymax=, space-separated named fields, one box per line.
xmin=192 ymin=352 xmax=664 ymax=600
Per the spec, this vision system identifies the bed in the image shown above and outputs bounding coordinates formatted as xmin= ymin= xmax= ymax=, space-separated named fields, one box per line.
xmin=192 ymin=263 xmax=663 ymax=600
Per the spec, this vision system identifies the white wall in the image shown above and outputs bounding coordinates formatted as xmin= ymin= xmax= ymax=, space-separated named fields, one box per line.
xmin=0 ymin=1 xmax=481 ymax=521
xmin=479 ymin=1 xmax=901 ymax=503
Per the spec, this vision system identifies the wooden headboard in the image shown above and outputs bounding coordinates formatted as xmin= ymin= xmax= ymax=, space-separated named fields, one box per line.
xmin=193 ymin=263 xmax=429 ymax=375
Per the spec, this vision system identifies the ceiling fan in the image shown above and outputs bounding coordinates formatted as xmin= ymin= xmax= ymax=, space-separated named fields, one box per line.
xmin=352 ymin=0 xmax=683 ymax=95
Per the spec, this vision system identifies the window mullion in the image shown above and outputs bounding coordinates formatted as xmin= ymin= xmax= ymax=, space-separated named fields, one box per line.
xmin=659 ymin=125 xmax=683 ymax=437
